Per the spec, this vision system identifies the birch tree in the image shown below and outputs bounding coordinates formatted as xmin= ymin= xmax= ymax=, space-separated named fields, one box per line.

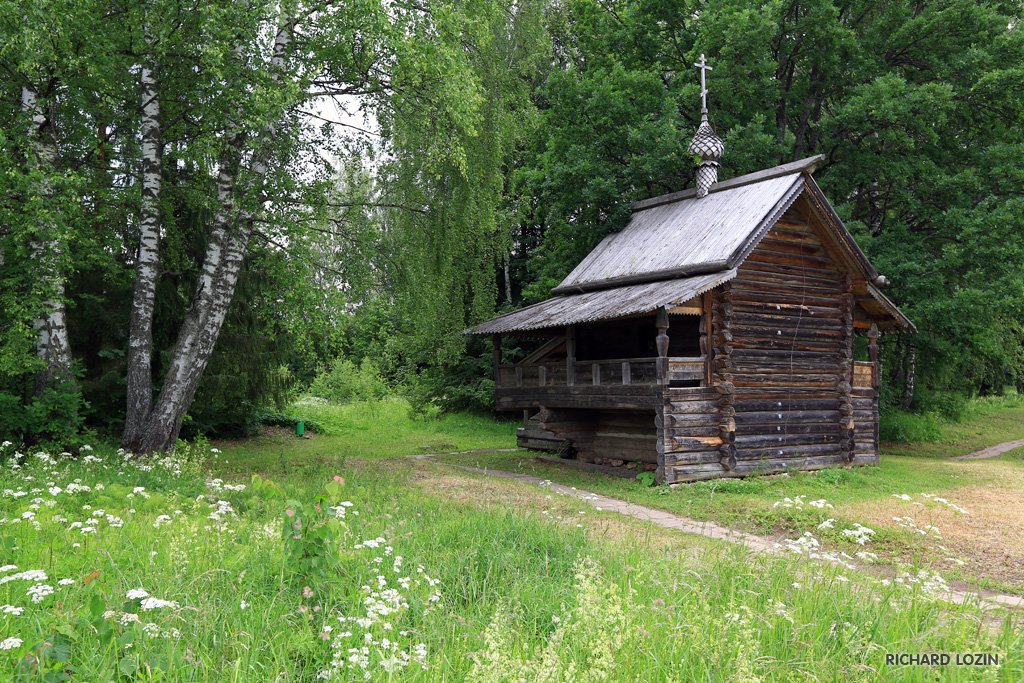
xmin=120 ymin=0 xmax=497 ymax=452
xmin=0 ymin=0 xmax=101 ymax=440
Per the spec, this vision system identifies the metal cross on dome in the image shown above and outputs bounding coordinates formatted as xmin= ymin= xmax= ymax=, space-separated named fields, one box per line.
xmin=694 ymin=53 xmax=712 ymax=111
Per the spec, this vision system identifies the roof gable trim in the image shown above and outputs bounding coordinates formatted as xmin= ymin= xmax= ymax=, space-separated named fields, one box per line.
xmin=632 ymin=154 xmax=824 ymax=212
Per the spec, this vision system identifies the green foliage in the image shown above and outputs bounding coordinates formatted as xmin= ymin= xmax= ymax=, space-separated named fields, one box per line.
xmin=308 ymin=357 xmax=389 ymax=404
xmin=252 ymin=474 xmax=349 ymax=585
xmin=509 ymin=0 xmax=1024 ymax=405
xmin=406 ymin=342 xmax=496 ymax=415
xmin=256 ymin=411 xmax=324 ymax=435
xmin=879 ymin=409 xmax=945 ymax=443
xmin=634 ymin=471 xmax=656 ymax=487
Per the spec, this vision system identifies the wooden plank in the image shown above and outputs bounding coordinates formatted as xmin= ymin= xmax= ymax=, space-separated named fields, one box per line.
xmin=735 ymin=433 xmax=840 ymax=449
xmin=665 ymin=400 xmax=721 ymax=414
xmin=738 ymin=422 xmax=840 ymax=435
xmin=664 ymin=413 xmax=720 ymax=429
xmin=735 ymin=267 xmax=840 ymax=290
xmin=745 ymin=248 xmax=839 ymax=271
xmin=733 ymin=302 xmax=842 ymax=319
xmin=730 ymin=338 xmax=839 ymax=353
xmin=755 ymin=238 xmax=832 ymax=259
xmin=664 ymin=451 xmax=722 ymax=466
xmin=735 ymin=398 xmax=839 ymax=412
xmin=731 ymin=288 xmax=841 ymax=308
xmin=663 ymin=426 xmax=721 ymax=440
xmin=734 ymin=410 xmax=841 ymax=425
xmin=728 ymin=367 xmax=844 ymax=379
xmin=736 ymin=443 xmax=841 ymax=459
xmin=731 ymin=315 xmax=840 ymax=333
xmin=731 ymin=324 xmax=842 ymax=341
xmin=762 ymin=226 xmax=822 ymax=245
xmin=732 ymin=378 xmax=838 ymax=388
xmin=732 ymin=348 xmax=843 ymax=362
xmin=666 ymin=435 xmax=724 ymax=451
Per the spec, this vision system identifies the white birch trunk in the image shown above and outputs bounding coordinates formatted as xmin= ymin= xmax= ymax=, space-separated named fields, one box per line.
xmin=123 ymin=56 xmax=163 ymax=449
xmin=22 ymin=85 xmax=75 ymax=399
xmin=131 ymin=17 xmax=295 ymax=453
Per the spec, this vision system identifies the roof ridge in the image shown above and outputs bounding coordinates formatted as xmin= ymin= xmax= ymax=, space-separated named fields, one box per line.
xmin=632 ymin=154 xmax=824 ymax=212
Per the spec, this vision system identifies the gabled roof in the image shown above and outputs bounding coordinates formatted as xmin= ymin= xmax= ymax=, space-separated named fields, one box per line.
xmin=467 ymin=155 xmax=913 ymax=335
xmin=555 ymin=160 xmax=813 ymax=294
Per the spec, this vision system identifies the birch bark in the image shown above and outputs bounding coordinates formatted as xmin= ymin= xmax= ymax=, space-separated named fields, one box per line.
xmin=127 ymin=16 xmax=295 ymax=453
xmin=123 ymin=50 xmax=162 ymax=449
xmin=22 ymin=84 xmax=75 ymax=399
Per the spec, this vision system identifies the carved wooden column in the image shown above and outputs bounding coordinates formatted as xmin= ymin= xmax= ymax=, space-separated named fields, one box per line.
xmin=711 ymin=287 xmax=736 ymax=471
xmin=868 ymin=322 xmax=880 ymax=388
xmin=565 ymin=325 xmax=576 ymax=386
xmin=838 ymin=276 xmax=855 ymax=464
xmin=700 ymin=292 xmax=711 ymax=385
xmin=868 ymin=322 xmax=880 ymax=457
xmin=655 ymin=306 xmax=670 ymax=381
xmin=654 ymin=307 xmax=670 ymax=483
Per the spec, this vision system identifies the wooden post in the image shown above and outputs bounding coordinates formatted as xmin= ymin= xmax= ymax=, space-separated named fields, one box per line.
xmin=868 ymin=321 xmax=880 ymax=460
xmin=838 ymin=276 xmax=856 ymax=464
xmin=655 ymin=306 xmax=669 ymax=383
xmin=622 ymin=361 xmax=631 ymax=386
xmin=868 ymin=322 xmax=880 ymax=389
xmin=711 ymin=287 xmax=737 ymax=471
xmin=491 ymin=334 xmax=501 ymax=387
xmin=538 ymin=365 xmax=547 ymax=387
xmin=566 ymin=325 xmax=576 ymax=386
xmin=592 ymin=363 xmax=600 ymax=386
xmin=700 ymin=292 xmax=711 ymax=386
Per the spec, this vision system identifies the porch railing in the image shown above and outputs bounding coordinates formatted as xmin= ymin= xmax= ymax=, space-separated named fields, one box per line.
xmin=497 ymin=357 xmax=704 ymax=389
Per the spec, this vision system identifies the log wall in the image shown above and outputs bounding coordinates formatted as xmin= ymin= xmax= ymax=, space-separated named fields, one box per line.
xmin=662 ymin=207 xmax=880 ymax=483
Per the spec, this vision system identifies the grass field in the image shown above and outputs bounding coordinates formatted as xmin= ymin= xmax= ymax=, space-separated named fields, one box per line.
xmin=1 ymin=398 xmax=1022 ymax=681
xmin=447 ymin=402 xmax=1024 ymax=596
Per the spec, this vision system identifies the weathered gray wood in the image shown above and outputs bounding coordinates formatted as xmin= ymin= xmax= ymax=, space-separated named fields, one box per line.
xmin=734 ymin=410 xmax=841 ymax=424
xmin=566 ymin=325 xmax=576 ymax=386
xmin=735 ymin=433 xmax=840 ymax=449
xmin=664 ymin=415 xmax=721 ymax=431
xmin=666 ymin=400 xmax=720 ymax=414
xmin=736 ymin=443 xmax=842 ymax=459
xmin=536 ymin=455 xmax=639 ymax=479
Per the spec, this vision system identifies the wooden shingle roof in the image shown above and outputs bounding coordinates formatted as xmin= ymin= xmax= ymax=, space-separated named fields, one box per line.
xmin=468 ymin=155 xmax=913 ymax=335
xmin=469 ymin=269 xmax=737 ymax=335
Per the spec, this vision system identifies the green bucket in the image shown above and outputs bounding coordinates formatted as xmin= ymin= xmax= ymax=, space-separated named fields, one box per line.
xmin=296 ymin=421 xmax=305 ymax=437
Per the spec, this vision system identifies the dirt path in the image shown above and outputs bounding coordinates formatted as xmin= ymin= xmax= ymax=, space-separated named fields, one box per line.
xmin=951 ymin=438 xmax=1024 ymax=460
xmin=412 ymin=451 xmax=1024 ymax=613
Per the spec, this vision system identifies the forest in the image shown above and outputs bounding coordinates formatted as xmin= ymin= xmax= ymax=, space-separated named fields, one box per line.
xmin=3 ymin=0 xmax=1024 ymax=449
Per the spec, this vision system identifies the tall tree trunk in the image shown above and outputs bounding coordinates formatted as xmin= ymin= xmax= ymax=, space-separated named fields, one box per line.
xmin=127 ymin=17 xmax=295 ymax=453
xmin=503 ymin=253 xmax=512 ymax=305
xmin=901 ymin=342 xmax=916 ymax=411
xmin=123 ymin=55 xmax=163 ymax=450
xmin=22 ymin=84 xmax=75 ymax=400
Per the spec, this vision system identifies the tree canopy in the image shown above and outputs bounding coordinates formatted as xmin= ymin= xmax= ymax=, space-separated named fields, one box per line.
xmin=3 ymin=0 xmax=1023 ymax=446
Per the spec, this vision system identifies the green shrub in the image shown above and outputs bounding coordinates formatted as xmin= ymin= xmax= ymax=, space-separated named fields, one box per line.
xmin=256 ymin=411 xmax=324 ymax=434
xmin=308 ymin=357 xmax=389 ymax=404
xmin=406 ymin=352 xmax=495 ymax=416
xmin=878 ymin=409 xmax=944 ymax=443
xmin=915 ymin=390 xmax=969 ymax=422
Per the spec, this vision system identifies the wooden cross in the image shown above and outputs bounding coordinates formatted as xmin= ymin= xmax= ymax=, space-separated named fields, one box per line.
xmin=694 ymin=53 xmax=713 ymax=111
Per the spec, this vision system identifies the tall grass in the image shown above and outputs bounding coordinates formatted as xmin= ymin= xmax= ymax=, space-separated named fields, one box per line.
xmin=880 ymin=389 xmax=1024 ymax=444
xmin=2 ymin=438 xmax=1021 ymax=681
